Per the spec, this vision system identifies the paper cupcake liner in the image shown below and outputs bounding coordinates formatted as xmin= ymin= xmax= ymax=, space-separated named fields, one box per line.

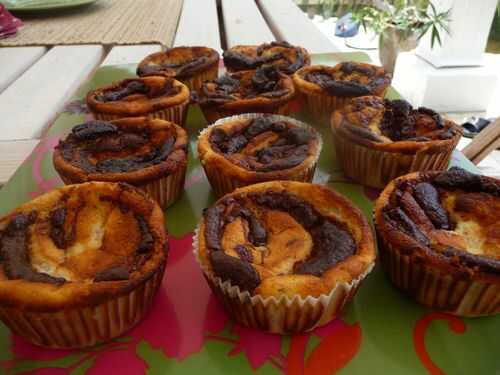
xmin=57 ymin=165 xmax=187 ymax=210
xmin=377 ymin=233 xmax=500 ymax=316
xmin=91 ymin=99 xmax=189 ymax=128
xmin=0 ymin=264 xmax=165 ymax=348
xmin=332 ymin=129 xmax=456 ymax=189
xmin=193 ymin=227 xmax=374 ymax=334
xmin=199 ymin=113 xmax=322 ymax=197
xmin=201 ymin=101 xmax=293 ymax=124
xmin=180 ymin=65 xmax=218 ymax=92
xmin=301 ymin=88 xmax=388 ymax=125
xmin=139 ymin=164 xmax=186 ymax=209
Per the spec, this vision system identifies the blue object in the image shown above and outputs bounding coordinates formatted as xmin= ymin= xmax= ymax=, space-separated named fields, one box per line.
xmin=335 ymin=13 xmax=359 ymax=38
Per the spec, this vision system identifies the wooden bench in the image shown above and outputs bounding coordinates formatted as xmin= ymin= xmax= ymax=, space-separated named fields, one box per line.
xmin=221 ymin=0 xmax=274 ymax=47
xmin=462 ymin=118 xmax=500 ymax=165
xmin=257 ymin=0 xmax=340 ymax=53
xmin=1 ymin=0 xmax=498 ymax=186
xmin=174 ymin=0 xmax=221 ymax=51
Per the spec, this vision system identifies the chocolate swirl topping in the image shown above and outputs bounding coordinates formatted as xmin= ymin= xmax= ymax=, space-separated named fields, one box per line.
xmin=137 ymin=56 xmax=209 ymax=77
xmin=0 ymin=213 xmax=65 ymax=284
xmin=384 ymin=167 xmax=500 ymax=275
xmin=306 ymin=72 xmax=371 ymax=97
xmin=96 ymin=79 xmax=180 ymax=103
xmin=57 ymin=121 xmax=177 ymax=174
xmin=223 ymin=41 xmax=308 ymax=74
xmin=200 ymin=65 xmax=291 ymax=104
xmin=209 ymin=117 xmax=317 ymax=172
xmin=379 ymin=100 xmax=456 ymax=142
xmin=203 ymin=191 xmax=356 ymax=292
xmin=340 ymin=97 xmax=459 ymax=144
xmin=0 ymin=196 xmax=157 ymax=284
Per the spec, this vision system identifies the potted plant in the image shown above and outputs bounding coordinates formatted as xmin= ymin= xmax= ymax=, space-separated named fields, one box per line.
xmin=323 ymin=0 xmax=452 ymax=73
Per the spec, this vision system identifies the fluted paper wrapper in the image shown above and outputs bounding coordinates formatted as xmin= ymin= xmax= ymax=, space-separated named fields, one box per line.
xmin=139 ymin=165 xmax=186 ymax=209
xmin=377 ymin=233 xmax=500 ymax=317
xmin=181 ymin=65 xmax=218 ymax=92
xmin=58 ymin=164 xmax=187 ymax=210
xmin=199 ymin=113 xmax=322 ymax=197
xmin=332 ymin=128 xmax=457 ymax=189
xmin=193 ymin=227 xmax=374 ymax=334
xmin=0 ymin=264 xmax=165 ymax=348
xmin=201 ymin=101 xmax=293 ymax=124
xmin=91 ymin=98 xmax=189 ymax=128
xmin=301 ymin=88 xmax=388 ymax=125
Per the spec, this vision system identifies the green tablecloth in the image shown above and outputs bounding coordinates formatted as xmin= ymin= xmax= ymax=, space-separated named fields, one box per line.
xmin=0 ymin=53 xmax=497 ymax=375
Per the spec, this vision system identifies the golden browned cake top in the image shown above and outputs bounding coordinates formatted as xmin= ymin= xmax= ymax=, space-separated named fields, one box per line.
xmin=198 ymin=115 xmax=321 ymax=174
xmin=137 ymin=46 xmax=220 ymax=78
xmin=0 ymin=182 xmax=166 ymax=311
xmin=53 ymin=118 xmax=188 ymax=184
xmin=375 ymin=168 xmax=500 ymax=280
xmin=223 ymin=41 xmax=310 ymax=74
xmin=198 ymin=181 xmax=375 ymax=299
xmin=294 ymin=62 xmax=391 ymax=97
xmin=86 ymin=76 xmax=189 ymax=115
xmin=198 ymin=65 xmax=295 ymax=108
xmin=332 ymin=96 xmax=462 ymax=151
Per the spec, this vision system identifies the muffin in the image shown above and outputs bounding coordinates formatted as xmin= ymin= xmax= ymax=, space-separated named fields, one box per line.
xmin=331 ymin=96 xmax=462 ymax=189
xmin=86 ymin=76 xmax=190 ymax=126
xmin=0 ymin=182 xmax=167 ymax=348
xmin=197 ymin=114 xmax=322 ymax=196
xmin=293 ymin=62 xmax=391 ymax=123
xmin=53 ymin=117 xmax=188 ymax=209
xmin=374 ymin=167 xmax=500 ymax=316
xmin=195 ymin=181 xmax=375 ymax=333
xmin=223 ymin=41 xmax=310 ymax=74
xmin=198 ymin=65 xmax=295 ymax=123
xmin=137 ymin=46 xmax=220 ymax=92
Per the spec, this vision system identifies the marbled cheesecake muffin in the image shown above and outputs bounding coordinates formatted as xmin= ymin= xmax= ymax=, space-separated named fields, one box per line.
xmin=331 ymin=96 xmax=462 ymax=188
xmin=195 ymin=181 xmax=375 ymax=333
xmin=198 ymin=65 xmax=295 ymax=123
xmin=223 ymin=41 xmax=310 ymax=74
xmin=375 ymin=167 xmax=500 ymax=316
xmin=0 ymin=182 xmax=167 ymax=348
xmin=293 ymin=62 xmax=391 ymax=123
xmin=53 ymin=118 xmax=188 ymax=208
xmin=137 ymin=46 xmax=220 ymax=91
xmin=197 ymin=114 xmax=322 ymax=196
xmin=86 ymin=76 xmax=190 ymax=126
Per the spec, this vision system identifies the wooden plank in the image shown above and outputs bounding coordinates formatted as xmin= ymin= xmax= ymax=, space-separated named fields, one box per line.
xmin=0 ymin=45 xmax=104 ymax=141
xmin=221 ymin=0 xmax=275 ymax=47
xmin=102 ymin=45 xmax=163 ymax=66
xmin=0 ymin=140 xmax=39 ymax=186
xmin=0 ymin=47 xmax=47 ymax=93
xmin=174 ymin=0 xmax=222 ymax=52
xmin=462 ymin=118 xmax=500 ymax=164
xmin=257 ymin=0 xmax=340 ymax=53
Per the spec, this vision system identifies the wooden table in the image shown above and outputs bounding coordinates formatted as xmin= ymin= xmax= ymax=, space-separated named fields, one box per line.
xmin=0 ymin=0 xmax=340 ymax=185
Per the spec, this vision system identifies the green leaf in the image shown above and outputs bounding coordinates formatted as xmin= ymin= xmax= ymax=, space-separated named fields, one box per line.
xmin=136 ymin=340 xmax=173 ymax=375
xmin=70 ymin=358 xmax=96 ymax=375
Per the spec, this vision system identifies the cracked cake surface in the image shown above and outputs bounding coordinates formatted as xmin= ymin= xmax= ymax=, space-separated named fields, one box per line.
xmin=137 ymin=46 xmax=219 ymax=78
xmin=294 ymin=62 xmax=391 ymax=98
xmin=0 ymin=182 xmax=166 ymax=311
xmin=376 ymin=167 xmax=500 ymax=278
xmin=197 ymin=181 xmax=375 ymax=298
xmin=223 ymin=41 xmax=310 ymax=74
xmin=53 ymin=117 xmax=188 ymax=185
xmin=331 ymin=96 xmax=462 ymax=151
xmin=86 ymin=76 xmax=189 ymax=117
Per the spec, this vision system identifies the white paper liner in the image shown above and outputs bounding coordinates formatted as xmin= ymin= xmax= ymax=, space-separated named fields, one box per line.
xmin=0 ymin=263 xmax=165 ymax=348
xmin=198 ymin=113 xmax=323 ymax=196
xmin=192 ymin=225 xmax=375 ymax=334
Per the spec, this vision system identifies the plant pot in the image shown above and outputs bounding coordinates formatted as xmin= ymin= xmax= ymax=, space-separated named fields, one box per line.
xmin=379 ymin=28 xmax=418 ymax=73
